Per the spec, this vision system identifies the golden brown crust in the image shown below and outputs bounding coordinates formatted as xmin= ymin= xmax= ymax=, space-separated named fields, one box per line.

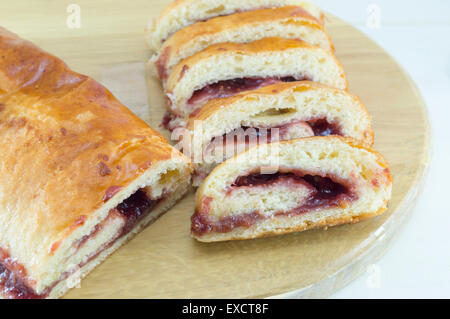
xmin=167 ymin=6 xmax=322 ymax=42
xmin=156 ymin=6 xmax=332 ymax=78
xmin=0 ymin=27 xmax=186 ymax=273
xmin=165 ymin=37 xmax=347 ymax=91
xmin=152 ymin=0 xmax=317 ymax=28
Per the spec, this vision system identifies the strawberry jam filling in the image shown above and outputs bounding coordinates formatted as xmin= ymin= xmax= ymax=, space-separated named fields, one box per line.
xmin=0 ymin=189 xmax=163 ymax=299
xmin=200 ymin=119 xmax=341 ymax=168
xmin=202 ymin=121 xmax=313 ymax=164
xmin=115 ymin=189 xmax=162 ymax=234
xmin=211 ymin=121 xmax=311 ymax=145
xmin=205 ymin=118 xmax=341 ymax=151
xmin=307 ymin=119 xmax=341 ymax=136
xmin=0 ymin=263 xmax=41 ymax=299
xmin=191 ymin=172 xmax=357 ymax=235
xmin=187 ymin=76 xmax=309 ymax=108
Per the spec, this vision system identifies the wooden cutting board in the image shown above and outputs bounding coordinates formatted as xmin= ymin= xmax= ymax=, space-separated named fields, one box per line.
xmin=0 ymin=0 xmax=430 ymax=298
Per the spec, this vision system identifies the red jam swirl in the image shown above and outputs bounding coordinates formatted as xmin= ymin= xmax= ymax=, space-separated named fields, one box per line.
xmin=115 ymin=189 xmax=161 ymax=235
xmin=0 ymin=189 xmax=163 ymax=299
xmin=187 ymin=76 xmax=308 ymax=107
xmin=192 ymin=173 xmax=357 ymax=235
xmin=307 ymin=119 xmax=341 ymax=136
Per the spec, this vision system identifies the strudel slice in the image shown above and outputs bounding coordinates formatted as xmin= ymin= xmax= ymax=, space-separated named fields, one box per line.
xmin=192 ymin=136 xmax=392 ymax=242
xmin=179 ymin=81 xmax=373 ymax=186
xmin=146 ymin=0 xmax=324 ymax=52
xmin=164 ymin=37 xmax=347 ymax=118
xmin=0 ymin=27 xmax=192 ymax=298
xmin=151 ymin=6 xmax=333 ymax=80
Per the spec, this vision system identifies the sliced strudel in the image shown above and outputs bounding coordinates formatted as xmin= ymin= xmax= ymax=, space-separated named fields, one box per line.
xmin=164 ymin=37 xmax=347 ymax=119
xmin=0 ymin=28 xmax=192 ymax=298
xmin=192 ymin=136 xmax=392 ymax=242
xmin=151 ymin=6 xmax=333 ymax=80
xmin=146 ymin=0 xmax=324 ymax=52
xmin=179 ymin=81 xmax=373 ymax=186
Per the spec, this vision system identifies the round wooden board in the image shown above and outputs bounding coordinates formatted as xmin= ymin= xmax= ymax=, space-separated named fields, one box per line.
xmin=0 ymin=1 xmax=430 ymax=298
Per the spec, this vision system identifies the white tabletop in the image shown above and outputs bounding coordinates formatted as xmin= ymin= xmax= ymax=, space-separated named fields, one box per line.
xmin=312 ymin=0 xmax=450 ymax=298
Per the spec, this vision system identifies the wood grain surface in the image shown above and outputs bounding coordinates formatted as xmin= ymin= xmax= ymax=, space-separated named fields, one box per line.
xmin=0 ymin=0 xmax=430 ymax=298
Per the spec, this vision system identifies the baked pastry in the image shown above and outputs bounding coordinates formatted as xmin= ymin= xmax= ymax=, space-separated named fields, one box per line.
xmin=192 ymin=136 xmax=392 ymax=242
xmin=146 ymin=0 xmax=324 ymax=52
xmin=179 ymin=81 xmax=373 ymax=186
xmin=151 ymin=6 xmax=333 ymax=80
xmin=0 ymin=27 xmax=192 ymax=298
xmin=165 ymin=37 xmax=347 ymax=118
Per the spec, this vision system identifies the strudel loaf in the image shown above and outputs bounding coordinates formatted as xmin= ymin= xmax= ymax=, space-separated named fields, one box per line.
xmin=0 ymin=27 xmax=192 ymax=298
xmin=192 ymin=137 xmax=391 ymax=242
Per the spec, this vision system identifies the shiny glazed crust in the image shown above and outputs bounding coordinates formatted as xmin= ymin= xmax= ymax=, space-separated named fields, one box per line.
xmin=0 ymin=28 xmax=191 ymax=297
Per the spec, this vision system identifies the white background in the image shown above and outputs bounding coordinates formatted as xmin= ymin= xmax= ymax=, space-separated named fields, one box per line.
xmin=312 ymin=0 xmax=450 ymax=298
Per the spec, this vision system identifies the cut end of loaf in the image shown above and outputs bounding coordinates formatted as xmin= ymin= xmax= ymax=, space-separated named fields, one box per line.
xmin=1 ymin=158 xmax=192 ymax=299
xmin=166 ymin=38 xmax=347 ymax=117
xmin=192 ymin=136 xmax=392 ymax=242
